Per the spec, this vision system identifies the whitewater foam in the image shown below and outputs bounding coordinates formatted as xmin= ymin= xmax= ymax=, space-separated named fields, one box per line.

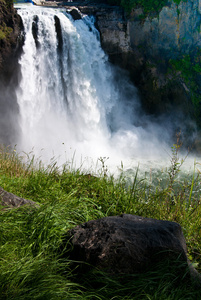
xmin=15 ymin=6 xmax=195 ymax=175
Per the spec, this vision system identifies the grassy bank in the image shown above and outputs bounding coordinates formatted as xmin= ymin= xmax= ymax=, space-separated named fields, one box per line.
xmin=0 ymin=145 xmax=201 ymax=299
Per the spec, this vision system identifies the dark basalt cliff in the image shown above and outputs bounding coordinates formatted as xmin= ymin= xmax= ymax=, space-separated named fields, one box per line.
xmin=0 ymin=0 xmax=23 ymax=146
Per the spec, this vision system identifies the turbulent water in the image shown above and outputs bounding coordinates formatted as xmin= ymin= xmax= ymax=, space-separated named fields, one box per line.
xmin=14 ymin=5 xmax=195 ymax=176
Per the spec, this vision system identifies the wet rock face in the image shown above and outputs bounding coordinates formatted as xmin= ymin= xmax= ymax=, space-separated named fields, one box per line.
xmin=128 ymin=0 xmax=201 ymax=60
xmin=109 ymin=0 xmax=201 ymax=117
xmin=88 ymin=0 xmax=201 ymax=65
xmin=95 ymin=6 xmax=129 ymax=55
xmin=66 ymin=215 xmax=189 ymax=274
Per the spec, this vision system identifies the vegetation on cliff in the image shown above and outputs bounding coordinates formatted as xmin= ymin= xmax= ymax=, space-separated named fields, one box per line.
xmin=105 ymin=0 xmax=201 ymax=129
xmin=0 ymin=0 xmax=21 ymax=69
xmin=0 ymin=0 xmax=13 ymax=9
xmin=0 ymin=145 xmax=201 ymax=299
xmin=108 ymin=0 xmax=185 ymax=14
xmin=169 ymin=53 xmax=201 ymax=125
xmin=0 ymin=0 xmax=13 ymax=41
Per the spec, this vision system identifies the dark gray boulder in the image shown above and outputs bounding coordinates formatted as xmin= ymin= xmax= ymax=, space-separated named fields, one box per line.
xmin=0 ymin=186 xmax=37 ymax=208
xmin=66 ymin=214 xmax=201 ymax=285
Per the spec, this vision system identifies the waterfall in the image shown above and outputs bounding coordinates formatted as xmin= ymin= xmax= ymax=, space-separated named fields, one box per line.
xmin=16 ymin=6 xmax=171 ymax=173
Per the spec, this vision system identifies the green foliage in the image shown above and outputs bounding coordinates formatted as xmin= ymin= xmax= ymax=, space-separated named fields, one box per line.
xmin=0 ymin=146 xmax=201 ymax=299
xmin=123 ymin=0 xmax=168 ymax=14
xmin=0 ymin=23 xmax=13 ymax=40
xmin=107 ymin=0 xmax=185 ymax=15
xmin=0 ymin=0 xmax=14 ymax=41
xmin=169 ymin=54 xmax=201 ymax=122
xmin=173 ymin=0 xmax=186 ymax=5
xmin=0 ymin=29 xmax=6 ymax=40
xmin=0 ymin=0 xmax=13 ymax=9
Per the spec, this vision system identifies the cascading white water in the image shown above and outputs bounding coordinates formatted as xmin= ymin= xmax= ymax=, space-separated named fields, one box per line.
xmin=16 ymin=5 xmax=174 ymax=174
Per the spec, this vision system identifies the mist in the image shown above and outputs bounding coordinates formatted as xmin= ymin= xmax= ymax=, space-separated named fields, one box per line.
xmin=0 ymin=77 xmax=21 ymax=147
xmin=2 ymin=5 xmax=197 ymax=175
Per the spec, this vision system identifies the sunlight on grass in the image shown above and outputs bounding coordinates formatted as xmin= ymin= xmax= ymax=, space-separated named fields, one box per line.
xmin=0 ymin=144 xmax=201 ymax=299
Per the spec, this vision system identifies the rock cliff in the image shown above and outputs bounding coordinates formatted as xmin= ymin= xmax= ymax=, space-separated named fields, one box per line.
xmin=0 ymin=0 xmax=23 ymax=146
xmin=1 ymin=0 xmax=201 ymax=144
xmin=125 ymin=0 xmax=201 ymax=117
xmin=57 ymin=0 xmax=201 ymax=129
xmin=91 ymin=0 xmax=201 ymax=121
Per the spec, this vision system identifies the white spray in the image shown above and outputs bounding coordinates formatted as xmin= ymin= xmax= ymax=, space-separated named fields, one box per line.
xmin=16 ymin=6 xmax=178 ymax=174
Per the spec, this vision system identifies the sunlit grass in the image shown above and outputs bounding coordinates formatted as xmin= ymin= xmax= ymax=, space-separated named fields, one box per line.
xmin=0 ymin=144 xmax=201 ymax=299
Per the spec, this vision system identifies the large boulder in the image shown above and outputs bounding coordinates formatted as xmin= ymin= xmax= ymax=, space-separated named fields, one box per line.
xmin=65 ymin=214 xmax=201 ymax=285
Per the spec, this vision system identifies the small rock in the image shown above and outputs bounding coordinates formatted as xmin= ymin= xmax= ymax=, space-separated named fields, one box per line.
xmin=0 ymin=186 xmax=37 ymax=208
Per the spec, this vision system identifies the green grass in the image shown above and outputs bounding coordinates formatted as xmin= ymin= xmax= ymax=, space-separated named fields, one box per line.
xmin=0 ymin=144 xmax=201 ymax=299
